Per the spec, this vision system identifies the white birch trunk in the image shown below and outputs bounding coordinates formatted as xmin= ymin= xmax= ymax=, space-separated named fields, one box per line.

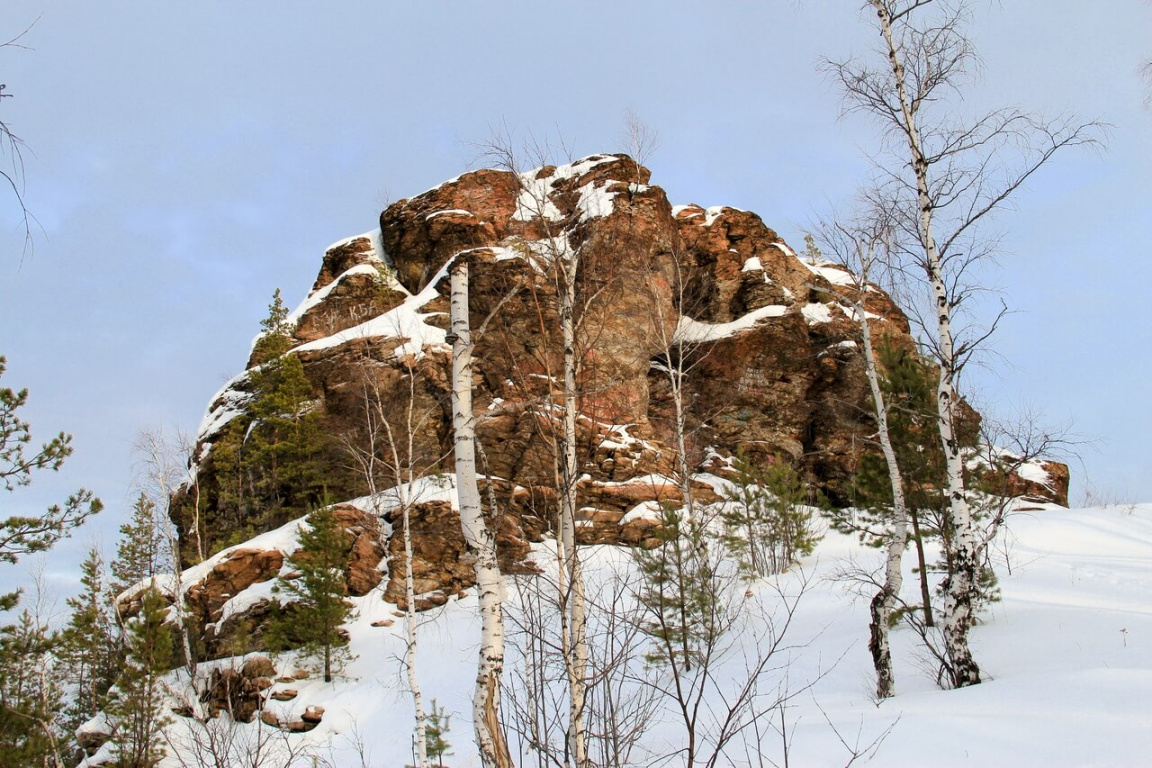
xmin=450 ymin=260 xmax=514 ymax=768
xmin=164 ymin=523 xmax=198 ymax=685
xmin=872 ymin=0 xmax=980 ymax=686
xmin=139 ymin=430 xmax=200 ymax=691
xmin=558 ymin=253 xmax=588 ymax=768
xmin=397 ymin=479 xmax=430 ymax=768
xmin=403 ymin=376 xmax=431 ymax=768
xmin=852 ymin=262 xmax=909 ymax=700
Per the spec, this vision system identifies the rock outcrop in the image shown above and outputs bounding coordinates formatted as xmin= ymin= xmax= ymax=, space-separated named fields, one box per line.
xmin=177 ymin=153 xmax=1069 ymax=624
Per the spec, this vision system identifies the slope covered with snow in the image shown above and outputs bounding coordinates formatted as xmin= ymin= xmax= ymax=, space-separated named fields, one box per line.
xmin=86 ymin=503 xmax=1152 ymax=767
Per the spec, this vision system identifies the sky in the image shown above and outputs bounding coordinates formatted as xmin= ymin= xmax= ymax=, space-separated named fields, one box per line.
xmin=1 ymin=0 xmax=1149 ymax=597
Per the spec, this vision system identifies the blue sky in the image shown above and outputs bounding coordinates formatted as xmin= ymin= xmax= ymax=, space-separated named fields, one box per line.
xmin=2 ymin=0 xmax=1149 ymax=595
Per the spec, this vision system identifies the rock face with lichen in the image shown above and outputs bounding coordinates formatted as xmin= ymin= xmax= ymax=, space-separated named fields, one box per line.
xmin=174 ymin=154 xmax=1068 ymax=630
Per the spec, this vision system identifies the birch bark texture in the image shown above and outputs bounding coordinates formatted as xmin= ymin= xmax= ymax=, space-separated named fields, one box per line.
xmin=826 ymin=0 xmax=1101 ymax=687
xmin=478 ymin=135 xmax=591 ymax=767
xmin=814 ymin=218 xmax=909 ymax=700
xmin=450 ymin=259 xmax=514 ymax=768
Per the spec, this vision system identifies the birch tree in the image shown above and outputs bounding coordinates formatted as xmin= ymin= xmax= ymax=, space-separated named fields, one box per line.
xmin=478 ymin=135 xmax=590 ymax=767
xmin=811 ymin=214 xmax=909 ymax=699
xmin=826 ymin=0 xmax=1102 ymax=687
xmin=134 ymin=428 xmax=199 ymax=686
xmin=450 ymin=258 xmax=514 ymax=768
xmin=344 ymin=335 xmax=448 ymax=768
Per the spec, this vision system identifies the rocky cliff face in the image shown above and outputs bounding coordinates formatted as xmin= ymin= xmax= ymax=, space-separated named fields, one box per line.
xmin=178 ymin=154 xmax=1068 ymax=635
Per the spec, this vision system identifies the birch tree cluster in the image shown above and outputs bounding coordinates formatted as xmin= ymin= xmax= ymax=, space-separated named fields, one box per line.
xmin=815 ymin=0 xmax=1101 ymax=695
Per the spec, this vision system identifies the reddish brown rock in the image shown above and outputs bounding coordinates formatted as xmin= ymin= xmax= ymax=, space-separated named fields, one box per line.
xmin=329 ymin=504 xmax=387 ymax=596
xmin=178 ymin=152 xmax=1069 ymax=617
xmin=241 ymin=655 xmax=276 ymax=679
xmin=203 ymin=658 xmax=278 ymax=722
xmin=185 ymin=548 xmax=284 ymax=627
xmin=380 ymin=498 xmax=534 ymax=608
xmin=284 ymin=719 xmax=315 ymax=733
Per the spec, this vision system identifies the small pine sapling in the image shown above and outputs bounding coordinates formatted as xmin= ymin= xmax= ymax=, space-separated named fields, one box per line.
xmin=59 ymin=548 xmax=122 ymax=741
xmin=424 ymin=699 xmax=453 ymax=768
xmin=266 ymin=505 xmax=355 ymax=682
xmin=0 ymin=609 xmax=65 ymax=764
xmin=633 ymin=503 xmax=721 ymax=671
xmin=719 ymin=453 xmax=822 ymax=577
xmin=250 ymin=287 xmax=293 ymax=365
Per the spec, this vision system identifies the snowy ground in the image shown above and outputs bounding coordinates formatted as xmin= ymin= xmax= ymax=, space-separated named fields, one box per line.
xmin=94 ymin=503 xmax=1152 ymax=767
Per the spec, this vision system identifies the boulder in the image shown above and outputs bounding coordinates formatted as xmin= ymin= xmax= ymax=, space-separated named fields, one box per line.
xmin=185 ymin=548 xmax=284 ymax=625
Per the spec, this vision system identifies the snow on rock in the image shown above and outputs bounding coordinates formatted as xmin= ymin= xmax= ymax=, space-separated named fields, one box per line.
xmin=291 ymin=254 xmax=449 ymax=359
xmin=839 ymin=302 xmax=883 ymax=323
xmin=619 ymin=499 xmax=665 ymax=525
xmin=194 ymin=372 xmax=253 ymax=444
xmin=344 ymin=473 xmax=458 ymax=518
xmin=575 ymin=177 xmax=618 ymax=220
xmin=513 ymin=172 xmax=563 ymax=221
xmin=771 ymin=240 xmax=797 ymax=258
xmin=675 ymin=304 xmax=789 ymax=343
xmin=597 ymin=423 xmax=649 ymax=452
xmin=1015 ymin=458 xmax=1052 ymax=486
xmin=425 ymin=208 xmax=475 ymax=221
xmin=118 ymin=515 xmax=308 ymax=608
xmin=801 ymin=302 xmax=834 ymax=325
xmin=512 ymin=154 xmax=622 ymax=223
xmin=285 ymin=263 xmax=393 ymax=326
xmin=704 ymin=204 xmax=744 ymax=227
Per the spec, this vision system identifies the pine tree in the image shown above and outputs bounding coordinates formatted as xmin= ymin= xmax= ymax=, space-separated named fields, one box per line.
xmin=842 ymin=339 xmax=949 ymax=625
xmin=424 ymin=699 xmax=453 ymax=768
xmin=250 ymin=287 xmax=293 ymax=366
xmin=842 ymin=339 xmax=1004 ymax=628
xmin=105 ymin=587 xmax=174 ymax=768
xmin=719 ymin=453 xmax=822 ymax=577
xmin=111 ymin=494 xmax=164 ymax=599
xmin=633 ymin=505 xmax=720 ymax=671
xmin=204 ymin=289 xmax=339 ymax=547
xmin=246 ymin=352 xmax=331 ymax=530
xmin=59 ymin=548 xmax=122 ymax=750
xmin=1 ymin=355 xmax=102 ymax=588
xmin=0 ymin=610 xmax=64 ymax=767
xmin=266 ymin=505 xmax=355 ymax=682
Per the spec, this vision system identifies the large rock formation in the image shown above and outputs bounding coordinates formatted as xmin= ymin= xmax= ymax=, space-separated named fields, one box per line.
xmin=180 ymin=153 xmax=1068 ymax=618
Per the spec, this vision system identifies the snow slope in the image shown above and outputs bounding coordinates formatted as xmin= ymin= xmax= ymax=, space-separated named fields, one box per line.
xmin=88 ymin=503 xmax=1152 ymax=767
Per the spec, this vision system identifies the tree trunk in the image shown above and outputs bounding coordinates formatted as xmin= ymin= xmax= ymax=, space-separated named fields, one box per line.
xmin=324 ymin=636 xmax=332 ymax=683
xmin=909 ymin=509 xmax=934 ymax=627
xmin=450 ymin=260 xmax=515 ymax=768
xmin=871 ymin=0 xmax=980 ymax=686
xmin=557 ymin=240 xmax=588 ymax=768
xmin=404 ymin=499 xmax=431 ymax=768
xmin=857 ymin=286 xmax=909 ymax=700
